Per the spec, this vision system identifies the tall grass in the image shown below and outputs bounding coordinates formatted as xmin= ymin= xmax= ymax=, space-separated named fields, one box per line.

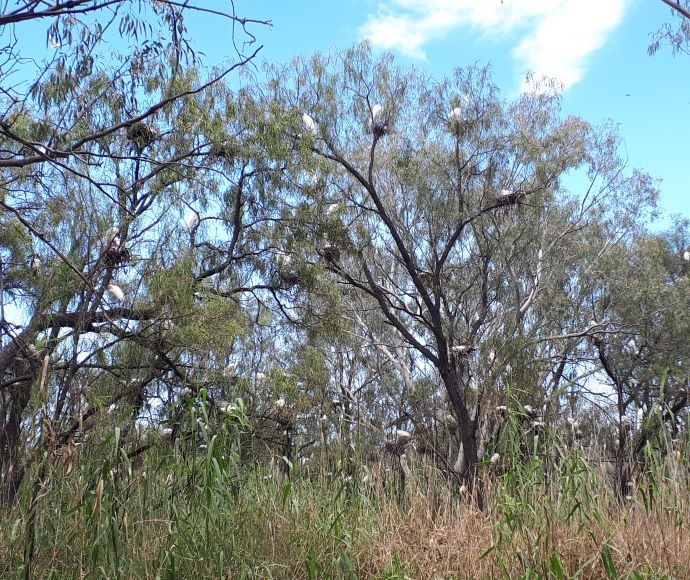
xmin=1 ymin=401 xmax=689 ymax=578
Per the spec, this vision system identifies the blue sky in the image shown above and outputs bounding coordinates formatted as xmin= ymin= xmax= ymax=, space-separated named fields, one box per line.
xmin=186 ymin=0 xmax=689 ymax=225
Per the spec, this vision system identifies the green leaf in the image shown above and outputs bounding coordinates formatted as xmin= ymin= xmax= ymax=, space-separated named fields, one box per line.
xmin=548 ymin=554 xmax=566 ymax=580
xmin=600 ymin=545 xmax=618 ymax=580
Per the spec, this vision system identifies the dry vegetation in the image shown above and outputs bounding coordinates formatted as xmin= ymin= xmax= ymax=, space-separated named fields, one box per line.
xmin=1 ymin=406 xmax=688 ymax=579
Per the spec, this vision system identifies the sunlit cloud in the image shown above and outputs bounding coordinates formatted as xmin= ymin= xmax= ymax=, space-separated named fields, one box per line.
xmin=360 ymin=0 xmax=629 ymax=90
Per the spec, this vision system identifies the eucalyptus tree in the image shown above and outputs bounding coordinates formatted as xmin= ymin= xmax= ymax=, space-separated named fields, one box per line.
xmin=650 ymin=0 xmax=690 ymax=55
xmin=0 ymin=1 xmax=270 ymax=501
xmin=256 ymin=44 xmax=657 ymax=483
xmin=581 ymin=223 xmax=690 ymax=496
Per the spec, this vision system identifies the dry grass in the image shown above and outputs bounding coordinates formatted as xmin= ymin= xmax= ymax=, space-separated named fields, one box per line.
xmin=1 ymin=430 xmax=689 ymax=578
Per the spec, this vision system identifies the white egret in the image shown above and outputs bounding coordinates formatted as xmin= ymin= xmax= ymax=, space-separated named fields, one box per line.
xmin=623 ymin=338 xmax=638 ymax=356
xmin=450 ymin=107 xmax=462 ymax=123
xmin=223 ymin=361 xmax=237 ymax=376
xmin=302 ymin=113 xmax=318 ymax=135
xmin=103 ymin=227 xmax=119 ymax=245
xmin=684 ymin=250 xmax=690 ymax=262
xmin=106 ymin=283 xmax=125 ymax=301
xmin=275 ymin=251 xmax=292 ymax=269
xmin=371 ymin=103 xmax=384 ymax=122
xmin=184 ymin=211 xmax=199 ymax=231
xmin=370 ymin=103 xmax=387 ymax=135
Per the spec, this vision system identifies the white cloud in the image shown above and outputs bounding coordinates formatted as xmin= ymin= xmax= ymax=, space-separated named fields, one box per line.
xmin=360 ymin=0 xmax=628 ymax=90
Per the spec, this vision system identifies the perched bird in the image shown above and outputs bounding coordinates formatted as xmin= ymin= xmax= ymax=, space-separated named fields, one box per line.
xmin=623 ymin=338 xmax=638 ymax=356
xmin=450 ymin=106 xmax=462 ymax=123
xmin=370 ymin=103 xmax=387 ymax=136
xmin=103 ymin=226 xmax=120 ymax=246
xmin=371 ymin=103 xmax=384 ymax=124
xmin=451 ymin=343 xmax=471 ymax=355
xmin=275 ymin=251 xmax=293 ymax=269
xmin=302 ymin=113 xmax=318 ymax=135
xmin=223 ymin=361 xmax=237 ymax=376
xmin=684 ymin=250 xmax=690 ymax=262
xmin=184 ymin=211 xmax=199 ymax=231
xmin=106 ymin=283 xmax=125 ymax=301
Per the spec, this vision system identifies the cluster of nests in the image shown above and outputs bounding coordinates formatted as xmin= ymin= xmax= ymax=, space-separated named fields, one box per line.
xmin=301 ymin=103 xmax=389 ymax=140
xmin=273 ymin=244 xmax=341 ymax=287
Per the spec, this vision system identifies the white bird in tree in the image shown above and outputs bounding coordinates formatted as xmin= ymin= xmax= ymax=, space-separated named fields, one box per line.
xmin=684 ymin=250 xmax=690 ymax=262
xmin=395 ymin=429 xmax=412 ymax=446
xmin=102 ymin=226 xmax=120 ymax=248
xmin=275 ymin=251 xmax=293 ymax=269
xmin=623 ymin=338 xmax=638 ymax=356
xmin=302 ymin=113 xmax=318 ymax=135
xmin=184 ymin=211 xmax=199 ymax=231
xmin=223 ymin=361 xmax=237 ymax=377
xmin=370 ymin=104 xmax=387 ymax=135
xmin=371 ymin=103 xmax=384 ymax=123
xmin=106 ymin=283 xmax=125 ymax=301
xmin=450 ymin=107 xmax=462 ymax=123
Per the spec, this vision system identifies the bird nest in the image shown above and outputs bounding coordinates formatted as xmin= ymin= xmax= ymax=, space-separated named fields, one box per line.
xmin=126 ymin=122 xmax=158 ymax=151
xmin=495 ymin=190 xmax=526 ymax=207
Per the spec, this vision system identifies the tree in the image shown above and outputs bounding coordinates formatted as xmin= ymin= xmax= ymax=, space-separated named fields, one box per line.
xmin=650 ymin=0 xmax=690 ymax=54
xmin=255 ymin=43 xmax=658 ymax=488
xmin=0 ymin=0 xmax=269 ymax=502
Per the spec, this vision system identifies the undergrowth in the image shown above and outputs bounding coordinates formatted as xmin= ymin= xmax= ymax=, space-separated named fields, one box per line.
xmin=1 ymin=400 xmax=688 ymax=579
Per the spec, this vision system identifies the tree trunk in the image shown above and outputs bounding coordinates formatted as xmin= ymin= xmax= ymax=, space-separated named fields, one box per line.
xmin=439 ymin=363 xmax=483 ymax=507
